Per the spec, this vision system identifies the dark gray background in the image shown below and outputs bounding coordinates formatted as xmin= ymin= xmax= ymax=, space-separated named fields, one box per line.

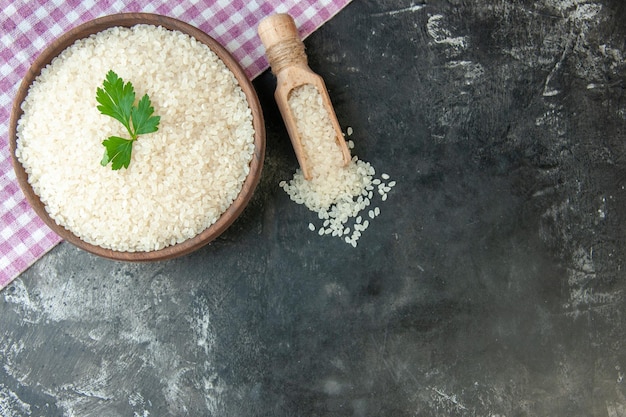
xmin=2 ymin=1 xmax=626 ymax=415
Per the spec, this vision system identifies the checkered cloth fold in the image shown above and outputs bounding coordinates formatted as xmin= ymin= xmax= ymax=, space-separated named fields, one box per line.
xmin=0 ymin=0 xmax=352 ymax=290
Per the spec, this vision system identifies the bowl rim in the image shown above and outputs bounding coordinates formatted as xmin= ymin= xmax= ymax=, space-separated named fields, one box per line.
xmin=8 ymin=12 xmax=266 ymax=262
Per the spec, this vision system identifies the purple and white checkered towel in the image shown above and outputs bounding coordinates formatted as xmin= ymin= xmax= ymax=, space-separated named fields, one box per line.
xmin=0 ymin=0 xmax=352 ymax=290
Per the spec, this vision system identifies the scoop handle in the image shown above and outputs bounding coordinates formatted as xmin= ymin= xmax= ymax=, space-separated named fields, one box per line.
xmin=259 ymin=14 xmax=299 ymax=45
xmin=258 ymin=14 xmax=308 ymax=73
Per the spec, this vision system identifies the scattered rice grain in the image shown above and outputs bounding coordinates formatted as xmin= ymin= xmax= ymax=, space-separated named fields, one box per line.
xmin=280 ymin=83 xmax=396 ymax=246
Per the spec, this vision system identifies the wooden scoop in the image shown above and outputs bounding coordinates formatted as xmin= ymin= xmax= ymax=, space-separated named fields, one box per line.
xmin=258 ymin=14 xmax=351 ymax=180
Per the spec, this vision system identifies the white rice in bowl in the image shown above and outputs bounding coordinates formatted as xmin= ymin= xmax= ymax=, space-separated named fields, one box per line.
xmin=15 ymin=24 xmax=256 ymax=252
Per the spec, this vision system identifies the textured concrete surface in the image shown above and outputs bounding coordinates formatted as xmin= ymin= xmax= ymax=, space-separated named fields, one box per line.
xmin=2 ymin=1 xmax=626 ymax=416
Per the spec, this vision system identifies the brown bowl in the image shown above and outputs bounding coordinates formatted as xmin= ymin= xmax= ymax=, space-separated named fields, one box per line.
xmin=9 ymin=13 xmax=265 ymax=262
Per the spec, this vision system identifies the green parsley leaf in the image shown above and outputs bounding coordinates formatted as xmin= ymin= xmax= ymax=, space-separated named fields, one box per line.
xmin=132 ymin=94 xmax=161 ymax=136
xmin=96 ymin=70 xmax=135 ymax=136
xmin=96 ymin=70 xmax=160 ymax=170
xmin=100 ymin=136 xmax=134 ymax=170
